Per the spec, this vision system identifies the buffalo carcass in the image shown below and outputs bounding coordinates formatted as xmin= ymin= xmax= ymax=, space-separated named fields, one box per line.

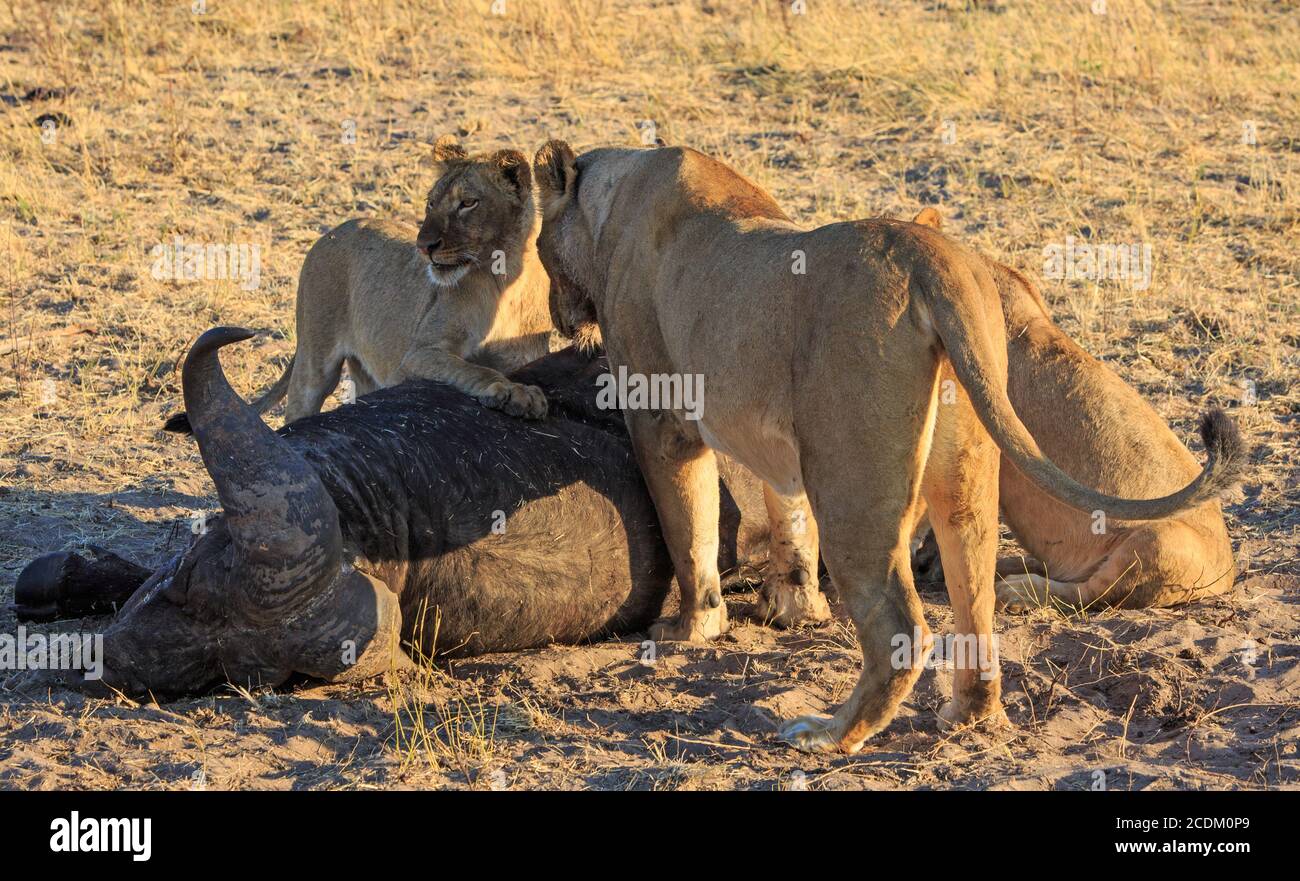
xmin=13 ymin=327 xmax=767 ymax=696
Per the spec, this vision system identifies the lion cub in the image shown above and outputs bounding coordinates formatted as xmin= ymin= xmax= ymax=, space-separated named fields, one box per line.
xmin=164 ymin=136 xmax=554 ymax=433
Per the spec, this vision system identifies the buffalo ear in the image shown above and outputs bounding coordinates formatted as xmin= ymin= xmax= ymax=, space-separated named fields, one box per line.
xmin=490 ymin=149 xmax=532 ymax=199
xmin=431 ymin=134 xmax=468 ymax=164
xmin=533 ymin=139 xmax=577 ymax=214
xmin=912 ymin=207 xmax=943 ymax=230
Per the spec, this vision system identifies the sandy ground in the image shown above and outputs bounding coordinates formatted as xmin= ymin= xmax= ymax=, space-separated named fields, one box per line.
xmin=0 ymin=0 xmax=1297 ymax=789
xmin=3 ymin=569 xmax=1297 ymax=790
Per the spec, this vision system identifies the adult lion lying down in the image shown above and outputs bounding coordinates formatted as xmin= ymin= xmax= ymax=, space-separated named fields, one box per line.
xmin=906 ymin=208 xmax=1237 ymax=612
xmin=12 ymin=330 xmax=766 ymax=697
xmin=531 ymin=142 xmax=1243 ymax=753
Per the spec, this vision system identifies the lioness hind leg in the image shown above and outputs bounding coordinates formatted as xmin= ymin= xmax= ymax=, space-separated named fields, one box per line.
xmin=625 ymin=410 xmax=726 ymax=643
xmin=754 ymin=484 xmax=829 ymax=628
xmin=780 ymin=481 xmax=929 ymax=753
xmin=921 ymin=399 xmax=1008 ymax=730
xmin=998 ymin=522 xmax=1235 ymax=612
xmin=996 ymin=572 xmax=1069 ymax=612
xmin=779 ymin=385 xmax=934 ymax=754
xmin=996 ymin=554 xmax=1046 ymax=577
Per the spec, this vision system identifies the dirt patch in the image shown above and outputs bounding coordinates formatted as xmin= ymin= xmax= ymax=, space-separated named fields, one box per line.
xmin=2 ymin=571 xmax=1296 ymax=790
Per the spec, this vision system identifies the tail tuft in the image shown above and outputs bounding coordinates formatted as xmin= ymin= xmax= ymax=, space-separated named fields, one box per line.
xmin=162 ymin=412 xmax=193 ymax=434
xmin=1198 ymin=407 xmax=1246 ymax=492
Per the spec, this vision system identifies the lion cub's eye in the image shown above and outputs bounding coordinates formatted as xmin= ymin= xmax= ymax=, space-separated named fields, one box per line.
xmin=458 ymin=199 xmax=479 ymax=213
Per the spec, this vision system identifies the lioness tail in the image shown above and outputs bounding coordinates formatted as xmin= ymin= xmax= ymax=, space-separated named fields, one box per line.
xmin=920 ymin=251 xmax=1244 ymax=521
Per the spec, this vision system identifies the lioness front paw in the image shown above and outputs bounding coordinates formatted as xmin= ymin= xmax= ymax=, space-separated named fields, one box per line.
xmin=996 ymin=577 xmax=1050 ymax=613
xmin=480 ymin=381 xmax=548 ymax=419
xmin=648 ymin=603 xmax=727 ymax=643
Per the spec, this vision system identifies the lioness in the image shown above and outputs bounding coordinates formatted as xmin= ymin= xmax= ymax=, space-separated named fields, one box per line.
xmin=531 ymin=142 xmax=1242 ymax=753
xmin=164 ymin=136 xmax=553 ymax=433
xmin=906 ymin=207 xmax=1237 ymax=611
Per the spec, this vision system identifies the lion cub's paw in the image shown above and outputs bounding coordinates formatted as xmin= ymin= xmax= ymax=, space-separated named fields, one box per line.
xmin=648 ymin=604 xmax=727 ymax=643
xmin=779 ymin=715 xmax=860 ymax=754
xmin=755 ymin=581 xmax=832 ymax=629
xmin=480 ymin=381 xmax=548 ymax=420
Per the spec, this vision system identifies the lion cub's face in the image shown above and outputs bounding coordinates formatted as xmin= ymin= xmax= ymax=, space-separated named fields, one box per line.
xmin=417 ymin=137 xmax=535 ymax=288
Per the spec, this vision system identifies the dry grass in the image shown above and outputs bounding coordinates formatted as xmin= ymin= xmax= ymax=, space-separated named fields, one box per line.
xmin=0 ymin=0 xmax=1296 ymax=789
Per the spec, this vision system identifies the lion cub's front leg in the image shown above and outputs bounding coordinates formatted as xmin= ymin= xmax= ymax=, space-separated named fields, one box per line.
xmin=398 ymin=345 xmax=547 ymax=419
xmin=626 ymin=410 xmax=726 ymax=643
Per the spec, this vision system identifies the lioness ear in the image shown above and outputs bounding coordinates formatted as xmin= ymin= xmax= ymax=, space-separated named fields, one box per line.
xmin=912 ymin=207 xmax=943 ymax=230
xmin=490 ymin=149 xmax=532 ymax=199
xmin=533 ymin=140 xmax=577 ymax=213
xmin=431 ymin=134 xmax=468 ymax=164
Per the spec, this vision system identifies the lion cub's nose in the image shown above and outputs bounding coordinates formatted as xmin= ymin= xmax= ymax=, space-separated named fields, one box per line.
xmin=420 ymin=239 xmax=443 ymax=259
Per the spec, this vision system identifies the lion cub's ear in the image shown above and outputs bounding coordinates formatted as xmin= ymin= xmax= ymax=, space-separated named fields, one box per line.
xmin=912 ymin=207 xmax=943 ymax=230
xmin=432 ymin=134 xmax=468 ymax=164
xmin=533 ymin=140 xmax=577 ymax=214
xmin=489 ymin=149 xmax=532 ymax=200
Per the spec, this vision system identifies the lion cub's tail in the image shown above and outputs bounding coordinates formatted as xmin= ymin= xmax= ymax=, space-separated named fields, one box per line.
xmin=163 ymin=354 xmax=295 ymax=435
xmin=920 ymin=253 xmax=1244 ymax=522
